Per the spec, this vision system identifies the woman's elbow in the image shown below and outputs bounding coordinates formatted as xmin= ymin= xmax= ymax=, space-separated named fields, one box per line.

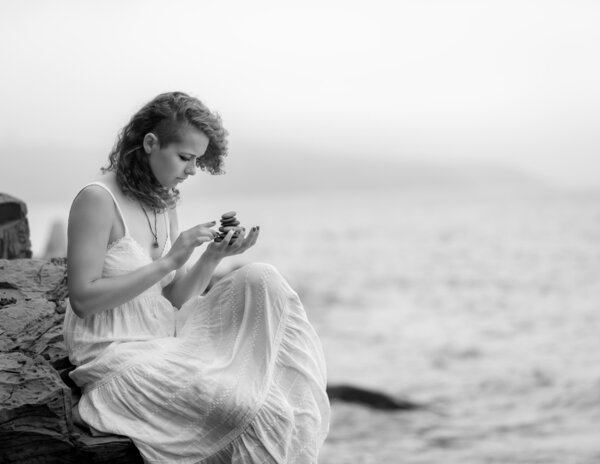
xmin=68 ymin=281 xmax=99 ymax=318
xmin=69 ymin=296 xmax=89 ymax=318
xmin=68 ymin=290 xmax=102 ymax=318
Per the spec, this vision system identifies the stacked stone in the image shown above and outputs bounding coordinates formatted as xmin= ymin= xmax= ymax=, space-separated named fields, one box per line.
xmin=214 ymin=211 xmax=242 ymax=244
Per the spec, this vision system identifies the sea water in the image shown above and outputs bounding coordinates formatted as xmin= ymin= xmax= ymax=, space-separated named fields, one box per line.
xmin=28 ymin=188 xmax=600 ymax=463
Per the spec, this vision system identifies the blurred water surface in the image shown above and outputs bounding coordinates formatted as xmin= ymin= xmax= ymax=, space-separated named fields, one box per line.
xmin=29 ymin=187 xmax=600 ymax=463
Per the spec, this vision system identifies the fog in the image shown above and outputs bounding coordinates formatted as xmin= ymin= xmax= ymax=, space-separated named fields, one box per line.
xmin=2 ymin=0 xmax=600 ymax=204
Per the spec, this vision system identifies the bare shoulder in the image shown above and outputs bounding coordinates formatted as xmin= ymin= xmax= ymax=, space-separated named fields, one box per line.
xmin=71 ymin=184 xmax=114 ymax=213
xmin=69 ymin=184 xmax=116 ymax=233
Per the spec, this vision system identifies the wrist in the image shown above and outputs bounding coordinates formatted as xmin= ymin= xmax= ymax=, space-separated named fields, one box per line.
xmin=201 ymin=250 xmax=222 ymax=266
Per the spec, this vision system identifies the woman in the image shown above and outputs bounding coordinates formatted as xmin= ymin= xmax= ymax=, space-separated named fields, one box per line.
xmin=63 ymin=91 xmax=330 ymax=463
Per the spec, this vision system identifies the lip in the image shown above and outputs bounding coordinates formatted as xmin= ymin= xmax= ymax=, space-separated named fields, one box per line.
xmin=176 ymin=177 xmax=187 ymax=183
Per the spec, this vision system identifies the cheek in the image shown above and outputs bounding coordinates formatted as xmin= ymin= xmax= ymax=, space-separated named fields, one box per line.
xmin=149 ymin=154 xmax=175 ymax=182
xmin=169 ymin=158 xmax=183 ymax=174
xmin=156 ymin=154 xmax=176 ymax=172
xmin=159 ymin=155 xmax=183 ymax=183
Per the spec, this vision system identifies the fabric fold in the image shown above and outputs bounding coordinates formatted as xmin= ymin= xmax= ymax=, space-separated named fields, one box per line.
xmin=65 ymin=260 xmax=330 ymax=463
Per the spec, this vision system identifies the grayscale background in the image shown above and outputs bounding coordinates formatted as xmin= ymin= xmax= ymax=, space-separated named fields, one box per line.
xmin=2 ymin=1 xmax=600 ymax=462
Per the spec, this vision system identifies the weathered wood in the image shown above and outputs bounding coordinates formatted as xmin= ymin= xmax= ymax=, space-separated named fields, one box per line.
xmin=0 ymin=193 xmax=32 ymax=259
xmin=0 ymin=258 xmax=67 ymax=298
xmin=1 ymin=430 xmax=143 ymax=464
xmin=0 ymin=258 xmax=143 ymax=463
xmin=0 ymin=352 xmax=71 ymax=438
xmin=72 ymin=426 xmax=144 ymax=463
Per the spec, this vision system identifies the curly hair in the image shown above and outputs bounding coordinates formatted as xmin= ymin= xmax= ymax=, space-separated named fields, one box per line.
xmin=102 ymin=91 xmax=228 ymax=212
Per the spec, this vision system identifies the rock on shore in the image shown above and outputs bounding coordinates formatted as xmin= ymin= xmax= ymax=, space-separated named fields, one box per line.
xmin=0 ymin=194 xmax=32 ymax=259
xmin=0 ymin=258 xmax=143 ymax=464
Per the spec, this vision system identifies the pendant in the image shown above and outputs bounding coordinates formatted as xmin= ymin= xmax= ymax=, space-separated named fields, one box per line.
xmin=153 ymin=240 xmax=159 ymax=248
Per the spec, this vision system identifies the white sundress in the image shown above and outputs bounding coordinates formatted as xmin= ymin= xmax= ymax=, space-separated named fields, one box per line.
xmin=63 ymin=181 xmax=330 ymax=463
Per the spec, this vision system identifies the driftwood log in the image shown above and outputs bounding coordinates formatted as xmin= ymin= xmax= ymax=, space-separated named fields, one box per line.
xmin=0 ymin=194 xmax=32 ymax=259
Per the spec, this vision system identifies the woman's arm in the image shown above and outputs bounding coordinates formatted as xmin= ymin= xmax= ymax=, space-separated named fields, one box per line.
xmin=162 ymin=208 xmax=260 ymax=309
xmin=163 ymin=251 xmax=222 ymax=309
xmin=67 ymin=186 xmax=178 ymax=318
xmin=162 ymin=207 xmax=220 ymax=308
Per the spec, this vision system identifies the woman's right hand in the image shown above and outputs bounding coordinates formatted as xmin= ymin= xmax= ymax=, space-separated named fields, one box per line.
xmin=164 ymin=221 xmax=219 ymax=270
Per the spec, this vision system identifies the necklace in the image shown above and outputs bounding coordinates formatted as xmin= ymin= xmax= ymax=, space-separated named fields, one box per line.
xmin=140 ymin=203 xmax=159 ymax=248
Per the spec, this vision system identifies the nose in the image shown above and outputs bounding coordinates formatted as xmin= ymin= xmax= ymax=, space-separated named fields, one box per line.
xmin=185 ymin=160 xmax=197 ymax=176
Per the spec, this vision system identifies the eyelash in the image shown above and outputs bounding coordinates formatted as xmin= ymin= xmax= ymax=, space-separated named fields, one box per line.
xmin=179 ymin=155 xmax=191 ymax=162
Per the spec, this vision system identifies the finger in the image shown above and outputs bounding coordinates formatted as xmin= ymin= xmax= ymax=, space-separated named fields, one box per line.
xmin=202 ymin=228 xmax=220 ymax=239
xmin=238 ymin=226 xmax=253 ymax=243
xmin=246 ymin=226 xmax=259 ymax=247
xmin=188 ymin=224 xmax=216 ymax=240
xmin=194 ymin=235 xmax=213 ymax=246
xmin=222 ymin=229 xmax=236 ymax=246
xmin=227 ymin=227 xmax=244 ymax=247
xmin=195 ymin=229 xmax=218 ymax=241
xmin=234 ymin=227 xmax=256 ymax=251
xmin=195 ymin=222 xmax=219 ymax=234
xmin=195 ymin=221 xmax=217 ymax=231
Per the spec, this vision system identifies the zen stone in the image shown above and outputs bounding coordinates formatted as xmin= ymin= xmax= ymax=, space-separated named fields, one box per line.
xmin=220 ymin=211 xmax=236 ymax=219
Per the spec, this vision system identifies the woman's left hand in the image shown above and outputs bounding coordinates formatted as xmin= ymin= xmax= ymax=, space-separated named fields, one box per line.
xmin=205 ymin=226 xmax=260 ymax=259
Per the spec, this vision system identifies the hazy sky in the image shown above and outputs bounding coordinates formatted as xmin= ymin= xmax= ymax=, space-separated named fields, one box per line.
xmin=2 ymin=0 xmax=600 ymax=202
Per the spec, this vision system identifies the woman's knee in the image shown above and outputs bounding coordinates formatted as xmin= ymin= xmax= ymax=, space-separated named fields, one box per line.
xmin=238 ymin=262 xmax=284 ymax=291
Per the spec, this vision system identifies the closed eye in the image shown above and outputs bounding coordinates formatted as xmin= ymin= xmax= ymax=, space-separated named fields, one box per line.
xmin=179 ymin=155 xmax=191 ymax=162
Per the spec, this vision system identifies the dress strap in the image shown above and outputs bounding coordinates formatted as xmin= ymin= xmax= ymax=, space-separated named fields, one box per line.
xmin=164 ymin=208 xmax=171 ymax=242
xmin=80 ymin=182 xmax=130 ymax=236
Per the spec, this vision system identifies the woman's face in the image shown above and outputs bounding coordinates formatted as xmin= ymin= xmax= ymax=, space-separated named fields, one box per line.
xmin=144 ymin=126 xmax=209 ymax=189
